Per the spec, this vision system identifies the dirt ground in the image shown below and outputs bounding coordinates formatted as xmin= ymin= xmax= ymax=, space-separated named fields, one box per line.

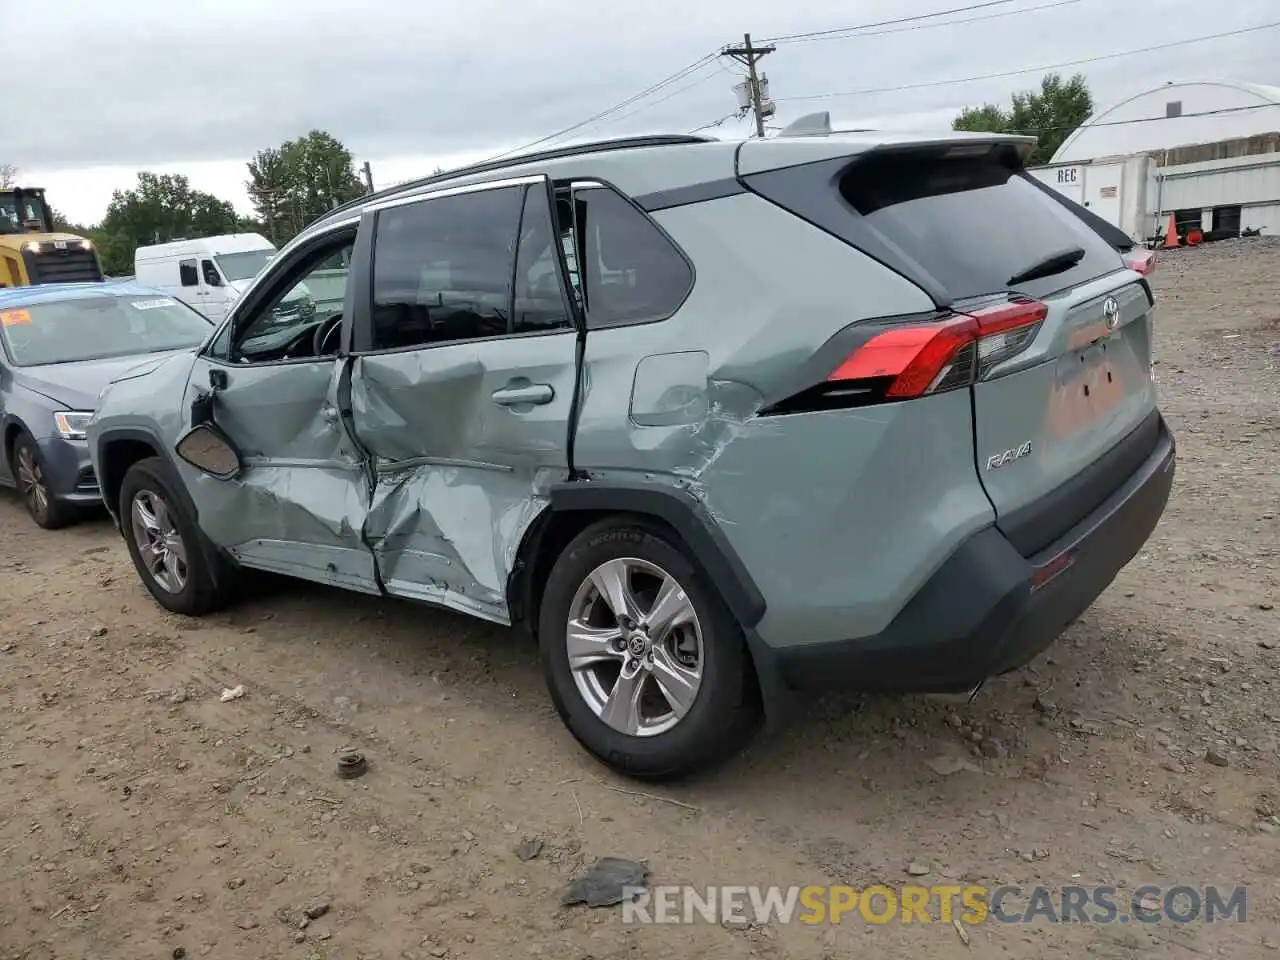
xmin=2 ymin=239 xmax=1278 ymax=960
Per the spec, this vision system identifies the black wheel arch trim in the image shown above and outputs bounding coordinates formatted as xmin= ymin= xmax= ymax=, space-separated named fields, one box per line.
xmin=547 ymin=479 xmax=767 ymax=629
xmin=1 ymin=414 xmax=33 ymax=471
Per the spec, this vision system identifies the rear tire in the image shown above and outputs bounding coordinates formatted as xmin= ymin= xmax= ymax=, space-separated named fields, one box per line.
xmin=538 ymin=516 xmax=761 ymax=780
xmin=13 ymin=433 xmax=76 ymax=530
xmin=119 ymin=456 xmax=235 ymax=615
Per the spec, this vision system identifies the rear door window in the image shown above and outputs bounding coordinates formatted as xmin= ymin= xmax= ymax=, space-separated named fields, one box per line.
xmin=370 ymin=185 xmax=524 ymax=350
xmin=839 ymin=150 xmax=1124 ymax=300
xmin=512 ymin=187 xmax=575 ymax=335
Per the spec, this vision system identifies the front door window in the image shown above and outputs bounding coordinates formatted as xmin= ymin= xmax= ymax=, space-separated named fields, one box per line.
xmin=231 ymin=239 xmax=351 ymax=363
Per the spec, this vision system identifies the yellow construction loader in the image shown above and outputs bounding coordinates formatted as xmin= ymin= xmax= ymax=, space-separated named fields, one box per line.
xmin=0 ymin=186 xmax=103 ymax=287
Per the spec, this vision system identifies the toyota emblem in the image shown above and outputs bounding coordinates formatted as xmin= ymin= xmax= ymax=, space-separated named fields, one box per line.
xmin=1102 ymin=296 xmax=1120 ymax=329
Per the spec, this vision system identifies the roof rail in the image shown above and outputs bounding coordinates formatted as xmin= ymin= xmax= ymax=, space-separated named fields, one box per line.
xmin=322 ymin=134 xmax=716 ymax=224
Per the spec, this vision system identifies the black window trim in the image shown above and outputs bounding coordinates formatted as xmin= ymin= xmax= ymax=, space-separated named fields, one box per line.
xmin=350 ymin=173 xmax=579 ymax=357
xmin=512 ymin=177 xmax=584 ymax=339
xmin=555 ymin=176 xmax=697 ymax=331
xmin=200 ymin=258 xmax=222 ymax=287
xmin=201 ymin=216 xmax=361 ymax=369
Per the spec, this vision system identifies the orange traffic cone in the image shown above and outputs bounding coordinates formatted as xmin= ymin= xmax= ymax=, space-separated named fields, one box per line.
xmin=1161 ymin=214 xmax=1180 ymax=248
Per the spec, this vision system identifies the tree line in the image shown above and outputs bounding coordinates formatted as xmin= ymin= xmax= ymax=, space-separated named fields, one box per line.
xmin=6 ymin=130 xmax=368 ymax=276
xmin=5 ymin=72 xmax=1094 ymax=277
xmin=951 ymin=72 xmax=1093 ymax=164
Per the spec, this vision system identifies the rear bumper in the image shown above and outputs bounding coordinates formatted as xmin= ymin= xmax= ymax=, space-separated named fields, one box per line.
xmin=772 ymin=414 xmax=1175 ymax=693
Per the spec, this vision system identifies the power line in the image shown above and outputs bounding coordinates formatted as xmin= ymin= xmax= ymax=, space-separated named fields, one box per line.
xmin=558 ymin=49 xmax=747 ymax=140
xmin=777 ymin=20 xmax=1280 ymax=102
xmin=773 ymin=0 xmax=1080 ymax=46
xmin=487 ymin=2 xmax=1057 ymax=161
xmin=995 ymin=101 xmax=1280 ymax=137
xmin=687 ymin=113 xmax=740 ymax=134
xmin=759 ymin=0 xmax=1024 ymax=43
xmin=714 ymin=58 xmax=746 ymax=80
xmin=484 ymin=50 xmax=720 ymax=161
xmin=583 ymin=63 xmax=725 ymax=132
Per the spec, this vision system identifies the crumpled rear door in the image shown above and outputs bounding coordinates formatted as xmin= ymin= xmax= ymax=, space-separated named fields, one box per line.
xmin=348 ymin=175 xmax=582 ymax=624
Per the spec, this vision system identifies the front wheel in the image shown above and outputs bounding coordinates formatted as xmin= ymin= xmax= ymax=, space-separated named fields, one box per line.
xmin=119 ymin=457 xmax=234 ymax=615
xmin=538 ymin=517 xmax=761 ymax=779
xmin=13 ymin=433 xmax=76 ymax=530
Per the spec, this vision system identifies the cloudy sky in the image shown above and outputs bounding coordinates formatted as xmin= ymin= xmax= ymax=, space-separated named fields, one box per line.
xmin=10 ymin=0 xmax=1279 ymax=224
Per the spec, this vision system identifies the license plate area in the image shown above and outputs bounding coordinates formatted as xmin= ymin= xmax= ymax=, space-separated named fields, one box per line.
xmin=1052 ymin=321 xmax=1148 ymax=442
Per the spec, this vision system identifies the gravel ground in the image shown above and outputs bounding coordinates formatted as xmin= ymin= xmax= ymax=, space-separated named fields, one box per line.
xmin=1 ymin=238 xmax=1278 ymax=959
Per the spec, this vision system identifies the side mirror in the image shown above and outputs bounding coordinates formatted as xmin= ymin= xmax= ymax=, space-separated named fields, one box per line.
xmin=175 ymin=423 xmax=242 ymax=480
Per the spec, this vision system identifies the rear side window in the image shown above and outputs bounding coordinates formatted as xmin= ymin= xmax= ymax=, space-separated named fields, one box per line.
xmin=567 ymin=186 xmax=692 ymax=329
xmin=839 ymin=151 xmax=1123 ymax=300
xmin=179 ymin=259 xmax=198 ymax=287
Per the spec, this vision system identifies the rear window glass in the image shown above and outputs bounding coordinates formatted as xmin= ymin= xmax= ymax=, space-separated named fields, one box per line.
xmin=839 ymin=151 xmax=1123 ymax=300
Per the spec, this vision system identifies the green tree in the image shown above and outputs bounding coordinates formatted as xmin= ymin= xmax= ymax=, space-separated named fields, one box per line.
xmin=236 ymin=214 xmax=268 ymax=235
xmin=952 ymin=72 xmax=1093 ymax=164
xmin=47 ymin=205 xmax=88 ymax=234
xmin=246 ymin=130 xmax=366 ymax=244
xmin=94 ymin=172 xmax=240 ymax=274
xmin=953 ymin=103 xmax=1010 ymax=135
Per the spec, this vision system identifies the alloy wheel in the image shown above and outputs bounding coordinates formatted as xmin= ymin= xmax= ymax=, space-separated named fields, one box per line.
xmin=565 ymin=557 xmax=704 ymax=737
xmin=130 ymin=489 xmax=189 ymax=594
xmin=15 ymin=446 xmax=49 ymax=523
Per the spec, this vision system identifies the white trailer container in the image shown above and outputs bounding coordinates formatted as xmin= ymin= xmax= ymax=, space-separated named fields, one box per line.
xmin=1028 ymin=153 xmax=1159 ymax=244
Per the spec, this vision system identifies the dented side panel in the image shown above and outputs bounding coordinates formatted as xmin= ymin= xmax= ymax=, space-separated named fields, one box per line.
xmin=178 ymin=356 xmax=379 ymax=594
xmin=349 ymin=330 xmax=578 ymax=625
xmin=572 ymin=192 xmax=935 ymax=482
xmin=570 ymin=192 xmax=998 ymax=648
xmin=698 ymin=393 xmax=995 ymax=648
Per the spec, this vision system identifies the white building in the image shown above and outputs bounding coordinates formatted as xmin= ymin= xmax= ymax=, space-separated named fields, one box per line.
xmin=1051 ymin=79 xmax=1280 ymax=236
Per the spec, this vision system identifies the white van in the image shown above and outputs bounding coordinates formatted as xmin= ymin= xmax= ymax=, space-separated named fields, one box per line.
xmin=134 ymin=234 xmax=302 ymax=324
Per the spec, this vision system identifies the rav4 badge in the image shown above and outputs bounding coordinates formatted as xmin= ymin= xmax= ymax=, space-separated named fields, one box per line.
xmin=987 ymin=440 xmax=1033 ymax=470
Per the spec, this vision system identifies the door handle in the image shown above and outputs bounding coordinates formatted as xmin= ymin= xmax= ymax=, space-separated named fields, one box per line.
xmin=492 ymin=384 xmax=554 ymax=407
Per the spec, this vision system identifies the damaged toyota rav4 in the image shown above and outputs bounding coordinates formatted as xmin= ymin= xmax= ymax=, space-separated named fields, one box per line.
xmin=88 ymin=125 xmax=1175 ymax=778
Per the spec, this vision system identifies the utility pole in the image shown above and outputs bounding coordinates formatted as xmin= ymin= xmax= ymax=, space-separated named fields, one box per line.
xmin=361 ymin=161 xmax=374 ymax=194
xmin=722 ymin=33 xmax=775 ymax=137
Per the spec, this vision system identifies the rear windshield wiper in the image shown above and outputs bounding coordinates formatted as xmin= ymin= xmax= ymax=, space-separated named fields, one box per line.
xmin=1007 ymin=246 xmax=1086 ymax=286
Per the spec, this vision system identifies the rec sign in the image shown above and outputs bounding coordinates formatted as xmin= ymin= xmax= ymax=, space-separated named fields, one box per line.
xmin=1056 ymin=167 xmax=1081 ymax=184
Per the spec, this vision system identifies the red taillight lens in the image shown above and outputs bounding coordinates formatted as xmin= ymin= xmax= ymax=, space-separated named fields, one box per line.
xmin=1122 ymin=248 xmax=1156 ymax=276
xmin=826 ymin=314 xmax=978 ymax=397
xmin=826 ymin=298 xmax=1047 ymax=401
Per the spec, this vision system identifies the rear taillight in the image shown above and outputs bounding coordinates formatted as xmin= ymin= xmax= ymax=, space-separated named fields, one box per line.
xmin=1122 ymin=248 xmax=1156 ymax=276
xmin=825 ymin=298 xmax=1047 ymax=402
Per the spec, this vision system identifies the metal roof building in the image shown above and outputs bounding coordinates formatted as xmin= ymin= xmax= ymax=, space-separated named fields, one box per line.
xmin=1052 ymin=80 xmax=1280 ymax=236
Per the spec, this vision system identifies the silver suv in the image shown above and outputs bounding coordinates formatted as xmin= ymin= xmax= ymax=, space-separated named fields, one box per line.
xmin=88 ymin=129 xmax=1175 ymax=778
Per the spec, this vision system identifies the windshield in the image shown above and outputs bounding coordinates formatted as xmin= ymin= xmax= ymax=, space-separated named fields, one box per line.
xmin=215 ymin=249 xmax=275 ymax=282
xmin=0 ymin=193 xmax=47 ymax=234
xmin=0 ymin=294 xmax=212 ymax=366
